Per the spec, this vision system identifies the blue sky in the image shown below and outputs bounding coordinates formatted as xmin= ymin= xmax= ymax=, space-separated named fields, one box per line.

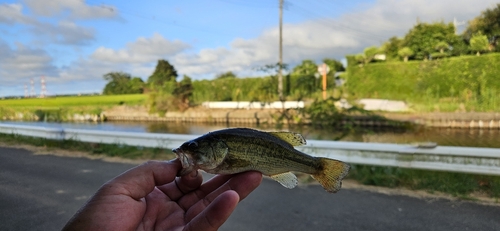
xmin=0 ymin=0 xmax=498 ymax=97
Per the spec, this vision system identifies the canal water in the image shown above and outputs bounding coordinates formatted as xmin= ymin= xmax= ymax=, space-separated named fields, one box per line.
xmin=2 ymin=121 xmax=500 ymax=148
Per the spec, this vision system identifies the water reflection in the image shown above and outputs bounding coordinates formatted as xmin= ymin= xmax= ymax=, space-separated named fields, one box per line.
xmin=1 ymin=121 xmax=499 ymax=148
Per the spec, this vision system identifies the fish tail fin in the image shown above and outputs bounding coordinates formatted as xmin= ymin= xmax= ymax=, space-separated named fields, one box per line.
xmin=312 ymin=158 xmax=350 ymax=193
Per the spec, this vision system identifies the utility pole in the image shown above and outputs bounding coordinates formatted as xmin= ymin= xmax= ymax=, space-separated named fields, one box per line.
xmin=278 ymin=0 xmax=283 ymax=101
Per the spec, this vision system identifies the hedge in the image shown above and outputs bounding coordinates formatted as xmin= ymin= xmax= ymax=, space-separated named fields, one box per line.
xmin=345 ymin=53 xmax=500 ymax=111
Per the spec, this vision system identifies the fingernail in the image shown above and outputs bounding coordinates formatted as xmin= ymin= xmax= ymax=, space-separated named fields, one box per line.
xmin=190 ymin=170 xmax=198 ymax=178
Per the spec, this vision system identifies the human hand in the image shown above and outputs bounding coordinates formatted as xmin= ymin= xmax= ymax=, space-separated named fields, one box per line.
xmin=62 ymin=159 xmax=263 ymax=231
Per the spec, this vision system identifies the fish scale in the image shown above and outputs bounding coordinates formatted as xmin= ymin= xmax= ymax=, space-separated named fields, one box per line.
xmin=222 ymin=137 xmax=319 ymax=175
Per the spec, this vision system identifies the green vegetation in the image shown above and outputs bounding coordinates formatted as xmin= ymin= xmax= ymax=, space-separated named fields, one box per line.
xmin=0 ymin=94 xmax=146 ymax=107
xmin=103 ymin=72 xmax=145 ymax=95
xmin=145 ymin=60 xmax=194 ymax=113
xmin=344 ymin=4 xmax=500 ymax=112
xmin=363 ymin=4 xmax=500 ymax=63
xmin=192 ymin=59 xmax=344 ymax=103
xmin=346 ymin=53 xmax=500 ymax=112
xmin=463 ymin=3 xmax=500 ymax=51
xmin=397 ymin=47 xmax=414 ymax=62
xmin=0 ymin=94 xmax=147 ymax=121
xmin=0 ymin=132 xmax=175 ymax=160
xmin=349 ymin=165 xmax=500 ymax=199
xmin=470 ymin=33 xmax=490 ymax=56
xmin=402 ymin=22 xmax=461 ymax=60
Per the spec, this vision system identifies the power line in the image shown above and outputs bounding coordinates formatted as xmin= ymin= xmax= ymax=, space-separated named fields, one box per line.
xmin=217 ymin=0 xmax=277 ymax=8
xmin=82 ymin=0 xmax=233 ymax=36
xmin=287 ymin=2 xmax=388 ymax=42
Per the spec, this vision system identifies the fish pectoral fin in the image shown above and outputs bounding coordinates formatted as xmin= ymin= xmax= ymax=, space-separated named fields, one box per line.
xmin=269 ymin=172 xmax=298 ymax=189
xmin=267 ymin=131 xmax=306 ymax=146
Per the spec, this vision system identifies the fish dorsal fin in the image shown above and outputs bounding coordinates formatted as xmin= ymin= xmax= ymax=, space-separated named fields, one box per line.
xmin=270 ymin=172 xmax=298 ymax=189
xmin=267 ymin=131 xmax=306 ymax=146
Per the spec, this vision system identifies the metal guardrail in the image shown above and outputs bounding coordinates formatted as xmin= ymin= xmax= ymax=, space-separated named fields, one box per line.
xmin=1 ymin=123 xmax=499 ymax=176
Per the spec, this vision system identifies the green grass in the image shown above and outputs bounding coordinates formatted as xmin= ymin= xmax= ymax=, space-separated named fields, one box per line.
xmin=348 ymin=165 xmax=500 ymax=199
xmin=0 ymin=94 xmax=147 ymax=108
xmin=346 ymin=53 xmax=500 ymax=112
xmin=0 ymin=94 xmax=148 ymax=122
xmin=0 ymin=133 xmax=176 ymax=160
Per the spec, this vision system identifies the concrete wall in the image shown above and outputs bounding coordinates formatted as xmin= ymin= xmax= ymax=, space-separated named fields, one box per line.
xmin=201 ymin=101 xmax=305 ymax=109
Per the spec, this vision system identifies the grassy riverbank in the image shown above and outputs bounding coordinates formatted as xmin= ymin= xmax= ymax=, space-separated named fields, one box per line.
xmin=0 ymin=132 xmax=175 ymax=160
xmin=0 ymin=132 xmax=498 ymax=201
xmin=0 ymin=94 xmax=147 ymax=121
xmin=0 ymin=94 xmax=147 ymax=107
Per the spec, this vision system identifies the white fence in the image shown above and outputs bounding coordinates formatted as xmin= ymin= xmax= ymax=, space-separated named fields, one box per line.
xmin=1 ymin=123 xmax=499 ymax=176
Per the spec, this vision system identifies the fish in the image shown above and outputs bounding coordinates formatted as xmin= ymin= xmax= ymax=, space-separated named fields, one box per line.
xmin=172 ymin=128 xmax=350 ymax=193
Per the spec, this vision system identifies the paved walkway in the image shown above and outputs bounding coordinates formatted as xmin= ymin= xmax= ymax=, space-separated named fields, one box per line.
xmin=1 ymin=146 xmax=499 ymax=231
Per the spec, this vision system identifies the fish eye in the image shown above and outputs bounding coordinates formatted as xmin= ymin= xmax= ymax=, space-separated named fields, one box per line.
xmin=188 ymin=141 xmax=198 ymax=148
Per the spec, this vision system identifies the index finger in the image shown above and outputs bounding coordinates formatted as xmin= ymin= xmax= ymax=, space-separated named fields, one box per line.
xmin=99 ymin=159 xmax=182 ymax=200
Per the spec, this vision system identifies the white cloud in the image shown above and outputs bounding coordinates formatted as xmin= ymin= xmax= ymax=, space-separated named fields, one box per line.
xmin=170 ymin=0 xmax=499 ymax=79
xmin=30 ymin=20 xmax=95 ymax=45
xmin=170 ymin=19 xmax=365 ymax=78
xmin=0 ymin=40 xmax=57 ymax=85
xmin=0 ymin=3 xmax=33 ymax=24
xmin=91 ymin=33 xmax=190 ymax=63
xmin=23 ymin=0 xmax=117 ymax=20
xmin=0 ymin=3 xmax=96 ymax=46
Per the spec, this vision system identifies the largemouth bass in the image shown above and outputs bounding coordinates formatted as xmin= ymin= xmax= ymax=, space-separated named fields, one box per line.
xmin=172 ymin=128 xmax=350 ymax=193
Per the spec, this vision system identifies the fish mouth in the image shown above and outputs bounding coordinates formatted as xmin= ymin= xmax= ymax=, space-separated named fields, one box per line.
xmin=172 ymin=148 xmax=193 ymax=174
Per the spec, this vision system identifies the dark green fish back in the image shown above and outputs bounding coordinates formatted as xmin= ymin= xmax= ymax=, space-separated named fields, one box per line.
xmin=206 ymin=128 xmax=321 ymax=175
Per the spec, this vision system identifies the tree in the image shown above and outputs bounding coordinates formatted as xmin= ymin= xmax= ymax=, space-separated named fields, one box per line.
xmin=463 ymin=3 xmax=500 ymax=50
xmin=129 ymin=77 xmax=145 ymax=94
xmin=363 ymin=46 xmax=381 ymax=64
xmin=435 ymin=41 xmax=449 ymax=54
xmin=103 ymin=72 xmax=133 ymax=95
xmin=382 ymin=36 xmax=403 ymax=60
xmin=292 ymin=60 xmax=317 ymax=76
xmin=147 ymin=60 xmax=178 ymax=88
xmin=354 ymin=54 xmax=365 ymax=65
xmin=255 ymin=63 xmax=289 ymax=100
xmin=323 ymin=58 xmax=344 ymax=72
xmin=291 ymin=60 xmax=318 ymax=97
xmin=470 ymin=33 xmax=489 ymax=56
xmin=398 ymin=47 xmax=414 ymax=62
xmin=172 ymin=75 xmax=194 ymax=111
xmin=449 ymin=38 xmax=470 ymax=56
xmin=402 ymin=22 xmax=458 ymax=60
xmin=215 ymin=71 xmax=237 ymax=79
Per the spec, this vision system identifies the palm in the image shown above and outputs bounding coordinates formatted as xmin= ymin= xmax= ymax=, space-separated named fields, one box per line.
xmin=63 ymin=160 xmax=262 ymax=231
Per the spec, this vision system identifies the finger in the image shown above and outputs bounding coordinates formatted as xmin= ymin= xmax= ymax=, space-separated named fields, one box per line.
xmin=181 ymin=171 xmax=262 ymax=219
xmin=157 ymin=170 xmax=203 ymax=201
xmin=184 ymin=190 xmax=240 ymax=231
xmin=204 ymin=171 xmax=262 ymax=202
xmin=98 ymin=159 xmax=182 ymax=200
xmin=176 ymin=174 xmax=233 ymax=210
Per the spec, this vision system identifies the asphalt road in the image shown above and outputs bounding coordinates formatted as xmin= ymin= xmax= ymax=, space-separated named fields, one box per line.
xmin=1 ymin=146 xmax=499 ymax=231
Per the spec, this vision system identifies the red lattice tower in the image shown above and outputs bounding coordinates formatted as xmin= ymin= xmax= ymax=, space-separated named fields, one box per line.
xmin=40 ymin=76 xmax=46 ymax=98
